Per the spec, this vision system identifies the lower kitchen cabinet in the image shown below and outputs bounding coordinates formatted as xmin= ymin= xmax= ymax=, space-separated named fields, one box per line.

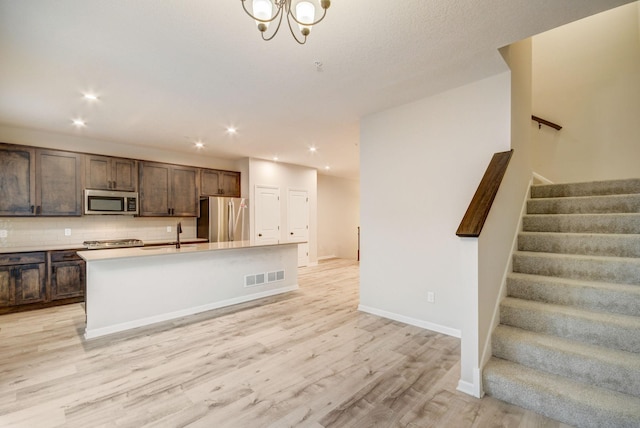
xmin=0 ymin=252 xmax=47 ymax=308
xmin=50 ymin=250 xmax=86 ymax=300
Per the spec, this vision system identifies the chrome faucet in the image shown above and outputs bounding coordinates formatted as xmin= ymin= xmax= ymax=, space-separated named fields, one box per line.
xmin=176 ymin=222 xmax=182 ymax=249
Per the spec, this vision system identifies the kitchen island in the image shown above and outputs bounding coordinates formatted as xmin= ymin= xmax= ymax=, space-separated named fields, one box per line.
xmin=78 ymin=241 xmax=299 ymax=339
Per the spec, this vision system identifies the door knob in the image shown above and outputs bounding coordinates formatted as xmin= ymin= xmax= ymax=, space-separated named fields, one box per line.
xmin=258 ymin=233 xmax=262 ymax=237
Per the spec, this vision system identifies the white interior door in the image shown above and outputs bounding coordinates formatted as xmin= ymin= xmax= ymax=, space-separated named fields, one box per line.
xmin=288 ymin=189 xmax=309 ymax=266
xmin=255 ymin=185 xmax=280 ymax=244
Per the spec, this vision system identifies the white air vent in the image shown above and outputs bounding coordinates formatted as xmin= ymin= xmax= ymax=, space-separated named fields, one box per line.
xmin=245 ymin=270 xmax=285 ymax=287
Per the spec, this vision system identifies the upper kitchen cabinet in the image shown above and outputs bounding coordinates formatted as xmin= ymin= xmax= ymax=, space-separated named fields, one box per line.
xmin=139 ymin=161 xmax=198 ymax=217
xmin=200 ymin=169 xmax=241 ymax=197
xmin=86 ymin=155 xmax=137 ymax=191
xmin=0 ymin=144 xmax=82 ymax=216
xmin=0 ymin=144 xmax=36 ymax=216
xmin=36 ymin=149 xmax=83 ymax=216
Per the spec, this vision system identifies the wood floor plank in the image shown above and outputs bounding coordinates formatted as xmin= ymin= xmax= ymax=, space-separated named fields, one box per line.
xmin=0 ymin=258 xmax=569 ymax=427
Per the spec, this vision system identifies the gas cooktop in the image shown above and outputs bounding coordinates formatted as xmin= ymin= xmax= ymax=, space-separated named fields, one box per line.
xmin=82 ymin=239 xmax=144 ymax=250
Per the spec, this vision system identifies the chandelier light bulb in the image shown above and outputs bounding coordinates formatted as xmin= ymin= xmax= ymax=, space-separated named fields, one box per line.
xmin=253 ymin=0 xmax=273 ymax=32
xmin=296 ymin=2 xmax=315 ymax=36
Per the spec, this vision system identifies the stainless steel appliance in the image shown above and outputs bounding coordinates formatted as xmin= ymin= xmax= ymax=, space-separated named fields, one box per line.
xmin=84 ymin=189 xmax=139 ymax=215
xmin=197 ymin=197 xmax=249 ymax=243
xmin=82 ymin=238 xmax=144 ymax=249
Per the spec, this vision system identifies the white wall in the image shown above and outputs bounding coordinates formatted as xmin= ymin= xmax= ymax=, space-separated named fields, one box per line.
xmin=532 ymin=2 xmax=640 ymax=183
xmin=247 ymin=158 xmax=318 ymax=264
xmin=359 ymin=71 xmax=511 ymax=393
xmin=317 ymin=174 xmax=360 ymax=260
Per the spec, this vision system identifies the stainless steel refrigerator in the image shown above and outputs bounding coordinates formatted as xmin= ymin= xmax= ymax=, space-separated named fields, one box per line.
xmin=197 ymin=197 xmax=250 ymax=243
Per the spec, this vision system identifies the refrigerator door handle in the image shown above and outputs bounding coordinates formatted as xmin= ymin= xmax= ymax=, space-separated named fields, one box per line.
xmin=228 ymin=200 xmax=235 ymax=241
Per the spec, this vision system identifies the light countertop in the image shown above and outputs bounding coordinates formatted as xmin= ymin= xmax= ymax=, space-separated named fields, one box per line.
xmin=78 ymin=240 xmax=301 ymax=262
xmin=0 ymin=238 xmax=208 ymax=254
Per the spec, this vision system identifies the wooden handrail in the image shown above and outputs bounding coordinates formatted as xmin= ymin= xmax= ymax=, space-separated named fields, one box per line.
xmin=532 ymin=115 xmax=562 ymax=130
xmin=456 ymin=149 xmax=514 ymax=238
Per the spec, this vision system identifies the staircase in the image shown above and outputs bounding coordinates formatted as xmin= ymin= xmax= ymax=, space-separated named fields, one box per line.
xmin=483 ymin=178 xmax=640 ymax=428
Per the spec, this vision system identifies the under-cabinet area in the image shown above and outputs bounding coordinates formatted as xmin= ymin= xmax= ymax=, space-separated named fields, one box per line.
xmin=0 ymin=142 xmax=241 ymax=218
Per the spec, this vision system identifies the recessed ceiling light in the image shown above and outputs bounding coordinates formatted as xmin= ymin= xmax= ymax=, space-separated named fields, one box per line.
xmin=309 ymin=147 xmax=317 ymax=153
xmin=324 ymin=166 xmax=330 ymax=170
xmin=273 ymin=156 xmax=279 ymax=161
xmin=194 ymin=141 xmax=205 ymax=149
xmin=72 ymin=118 xmax=86 ymax=128
xmin=83 ymin=92 xmax=99 ymax=101
xmin=226 ymin=127 xmax=237 ymax=135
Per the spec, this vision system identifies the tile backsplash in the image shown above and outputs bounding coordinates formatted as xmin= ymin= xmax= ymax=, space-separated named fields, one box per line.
xmin=0 ymin=216 xmax=196 ymax=249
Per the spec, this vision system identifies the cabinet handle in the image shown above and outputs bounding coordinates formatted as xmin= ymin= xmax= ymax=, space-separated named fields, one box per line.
xmin=30 ymin=205 xmax=35 ymax=213
xmin=168 ymin=208 xmax=172 ymax=215
xmin=113 ymin=181 xmax=116 ymax=189
xmin=36 ymin=206 xmax=41 ymax=215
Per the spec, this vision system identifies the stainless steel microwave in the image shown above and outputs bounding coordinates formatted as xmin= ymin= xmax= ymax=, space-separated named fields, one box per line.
xmin=84 ymin=189 xmax=139 ymax=215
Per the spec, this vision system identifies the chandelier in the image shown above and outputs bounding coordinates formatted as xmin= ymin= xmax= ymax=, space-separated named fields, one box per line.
xmin=241 ymin=0 xmax=331 ymax=45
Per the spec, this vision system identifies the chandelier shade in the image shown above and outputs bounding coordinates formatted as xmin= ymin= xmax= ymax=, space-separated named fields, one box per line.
xmin=241 ymin=0 xmax=331 ymax=44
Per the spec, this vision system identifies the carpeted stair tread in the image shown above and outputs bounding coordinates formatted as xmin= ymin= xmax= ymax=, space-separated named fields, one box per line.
xmin=507 ymin=272 xmax=640 ymax=317
xmin=527 ymin=194 xmax=640 ymax=214
xmin=500 ymin=297 xmax=640 ymax=353
xmin=522 ymin=213 xmax=640 ymax=234
xmin=531 ymin=178 xmax=640 ymax=199
xmin=513 ymin=251 xmax=640 ymax=285
xmin=517 ymin=231 xmax=640 ymax=257
xmin=483 ymin=357 xmax=640 ymax=428
xmin=492 ymin=325 xmax=640 ymax=397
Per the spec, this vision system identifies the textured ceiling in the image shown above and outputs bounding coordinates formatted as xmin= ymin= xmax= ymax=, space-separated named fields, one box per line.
xmin=0 ymin=0 xmax=634 ymax=179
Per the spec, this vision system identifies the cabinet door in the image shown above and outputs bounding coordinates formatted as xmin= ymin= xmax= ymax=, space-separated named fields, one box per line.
xmin=14 ymin=263 xmax=46 ymax=304
xmin=171 ymin=166 xmax=198 ymax=217
xmin=85 ymin=155 xmax=111 ymax=190
xmin=36 ymin=149 xmax=82 ymax=216
xmin=112 ymin=158 xmax=137 ymax=191
xmin=200 ymin=169 xmax=221 ymax=196
xmin=139 ymin=162 xmax=171 ymax=216
xmin=0 ymin=144 xmax=36 ymax=216
xmin=0 ymin=266 xmax=15 ymax=307
xmin=51 ymin=261 xmax=85 ymax=300
xmin=221 ymin=172 xmax=240 ymax=197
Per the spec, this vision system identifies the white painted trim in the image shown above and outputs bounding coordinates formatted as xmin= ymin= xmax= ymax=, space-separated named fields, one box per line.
xmin=457 ymin=368 xmax=483 ymax=398
xmin=85 ymin=284 xmax=299 ymax=339
xmin=357 ymin=304 xmax=462 ymax=338
xmin=479 ymin=178 xmax=532 ymax=374
xmin=532 ymin=172 xmax=553 ymax=184
xmin=317 ymin=255 xmax=337 ymax=261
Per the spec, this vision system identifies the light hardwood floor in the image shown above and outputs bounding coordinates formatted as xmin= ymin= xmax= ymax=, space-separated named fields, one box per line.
xmin=0 ymin=259 xmax=571 ymax=427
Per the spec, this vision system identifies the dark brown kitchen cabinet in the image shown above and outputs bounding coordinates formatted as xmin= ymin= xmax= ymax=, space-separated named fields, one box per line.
xmin=86 ymin=155 xmax=137 ymax=191
xmin=0 ymin=252 xmax=46 ymax=308
xmin=139 ymin=161 xmax=198 ymax=217
xmin=36 ymin=149 xmax=83 ymax=216
xmin=200 ymin=169 xmax=240 ymax=197
xmin=0 ymin=144 xmax=36 ymax=216
xmin=0 ymin=144 xmax=82 ymax=217
xmin=50 ymin=250 xmax=85 ymax=300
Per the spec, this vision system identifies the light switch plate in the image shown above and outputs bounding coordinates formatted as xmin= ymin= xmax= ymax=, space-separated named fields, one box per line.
xmin=167 ymin=226 xmax=172 ymax=233
xmin=0 ymin=229 xmax=7 ymax=238
xmin=64 ymin=228 xmax=71 ymax=236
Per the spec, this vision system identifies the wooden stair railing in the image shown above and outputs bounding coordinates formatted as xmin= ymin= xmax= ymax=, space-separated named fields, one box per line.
xmin=456 ymin=149 xmax=514 ymax=238
xmin=532 ymin=115 xmax=562 ymax=130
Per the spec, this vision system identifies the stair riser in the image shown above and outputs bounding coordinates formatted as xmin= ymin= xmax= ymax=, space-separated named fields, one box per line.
xmin=527 ymin=194 xmax=640 ymax=214
xmin=531 ymin=179 xmax=640 ymax=199
xmin=499 ymin=304 xmax=640 ymax=353
xmin=523 ymin=214 xmax=640 ymax=234
xmin=507 ymin=276 xmax=640 ymax=317
xmin=483 ymin=367 xmax=640 ymax=428
xmin=513 ymin=253 xmax=640 ymax=285
xmin=492 ymin=331 xmax=640 ymax=397
xmin=518 ymin=233 xmax=640 ymax=257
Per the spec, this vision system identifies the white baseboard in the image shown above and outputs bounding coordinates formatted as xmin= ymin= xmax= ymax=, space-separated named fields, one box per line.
xmin=532 ymin=172 xmax=553 ymax=184
xmin=85 ymin=284 xmax=299 ymax=339
xmin=357 ymin=304 xmax=461 ymax=338
xmin=457 ymin=367 xmax=483 ymax=398
xmin=317 ymin=255 xmax=337 ymax=261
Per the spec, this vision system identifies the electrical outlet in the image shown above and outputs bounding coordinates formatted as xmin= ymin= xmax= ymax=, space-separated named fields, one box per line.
xmin=166 ymin=226 xmax=172 ymax=233
xmin=427 ymin=292 xmax=435 ymax=303
xmin=64 ymin=228 xmax=71 ymax=236
xmin=0 ymin=229 xmax=7 ymax=238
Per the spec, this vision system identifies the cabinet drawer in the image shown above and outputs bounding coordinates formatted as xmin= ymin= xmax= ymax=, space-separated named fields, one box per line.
xmin=0 ymin=252 xmax=46 ymax=266
xmin=50 ymin=250 xmax=82 ymax=262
